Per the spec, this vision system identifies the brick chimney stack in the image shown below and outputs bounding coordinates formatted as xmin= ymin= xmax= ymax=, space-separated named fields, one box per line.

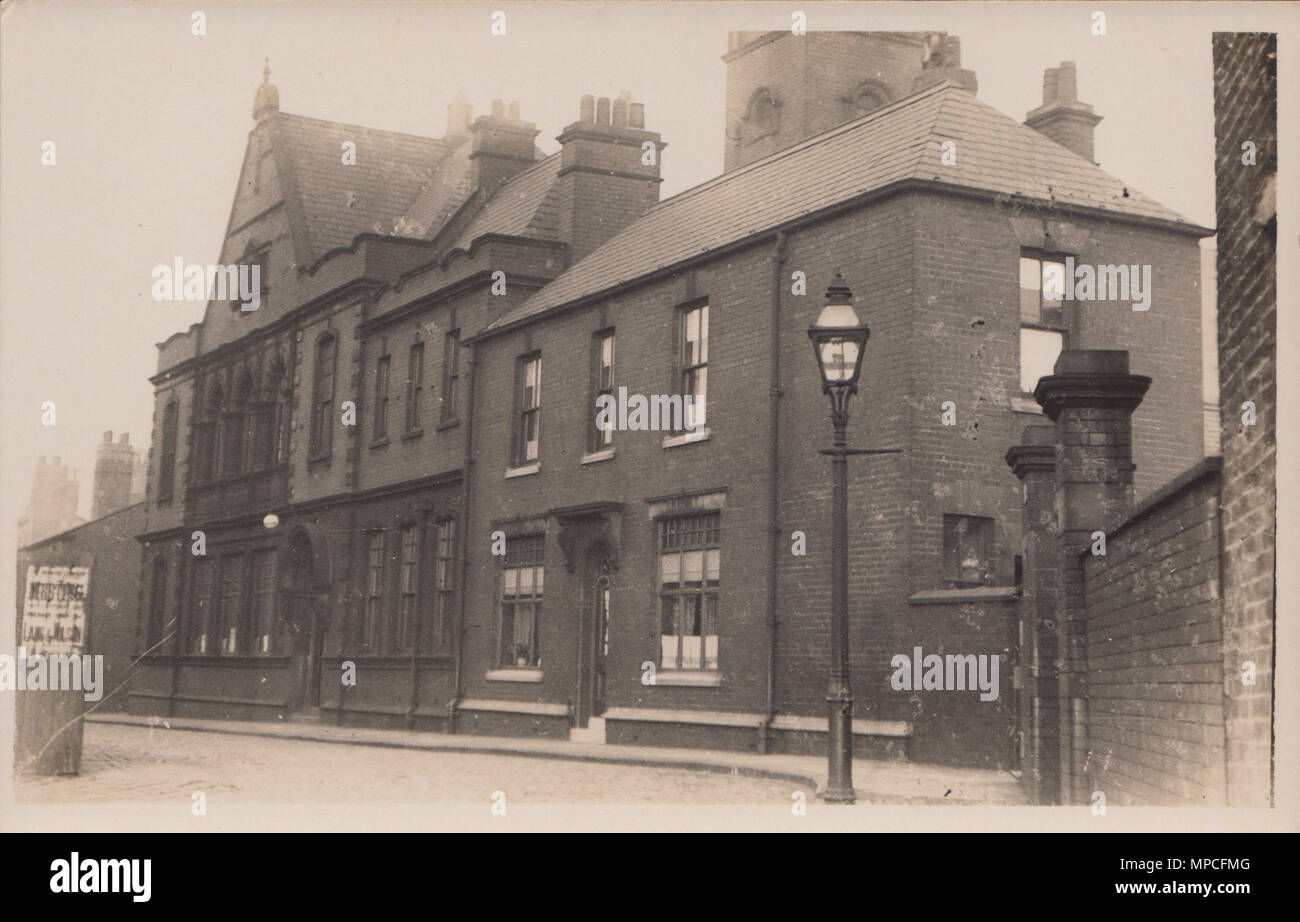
xmin=93 ymin=430 xmax=137 ymax=520
xmin=554 ymin=93 xmax=664 ymax=264
xmin=447 ymin=91 xmax=473 ymax=138
xmin=18 ymin=455 xmax=80 ymax=546
xmin=468 ymin=100 xmax=539 ymax=197
xmin=1025 ymin=62 xmax=1103 ymax=163
xmin=911 ymin=33 xmax=978 ymax=94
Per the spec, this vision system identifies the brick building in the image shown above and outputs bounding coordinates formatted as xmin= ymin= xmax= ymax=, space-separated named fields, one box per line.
xmin=130 ymin=33 xmax=1211 ymax=772
xmin=16 ymin=501 xmax=147 ymax=714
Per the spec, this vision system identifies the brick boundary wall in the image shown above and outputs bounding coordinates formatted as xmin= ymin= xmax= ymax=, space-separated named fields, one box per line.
xmin=1212 ymin=32 xmax=1277 ymax=807
xmin=1081 ymin=459 xmax=1227 ymax=805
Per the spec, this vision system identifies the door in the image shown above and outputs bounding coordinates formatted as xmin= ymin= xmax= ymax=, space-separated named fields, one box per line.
xmin=283 ymin=531 xmax=324 ymax=713
xmin=575 ymin=542 xmax=612 ymax=728
xmin=592 ymin=574 xmax=611 ymax=717
xmin=285 ymin=593 xmax=323 ymax=712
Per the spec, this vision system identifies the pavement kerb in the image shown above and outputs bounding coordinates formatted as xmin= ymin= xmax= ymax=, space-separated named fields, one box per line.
xmin=84 ymin=712 xmax=827 ymax=798
xmin=83 ymin=712 xmax=1024 ymax=804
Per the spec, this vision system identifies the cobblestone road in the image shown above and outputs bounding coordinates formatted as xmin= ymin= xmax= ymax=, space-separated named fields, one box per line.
xmin=16 ymin=723 xmax=801 ymax=805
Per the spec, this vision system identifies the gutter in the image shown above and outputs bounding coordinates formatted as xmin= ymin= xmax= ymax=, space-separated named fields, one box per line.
xmin=758 ymin=231 xmax=788 ymax=753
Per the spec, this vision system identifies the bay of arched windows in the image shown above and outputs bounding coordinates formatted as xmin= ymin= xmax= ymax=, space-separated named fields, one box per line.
xmin=191 ymin=355 xmax=288 ymax=486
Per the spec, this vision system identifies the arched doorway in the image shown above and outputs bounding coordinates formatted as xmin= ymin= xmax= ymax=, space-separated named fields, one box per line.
xmin=280 ymin=528 xmax=327 ymax=713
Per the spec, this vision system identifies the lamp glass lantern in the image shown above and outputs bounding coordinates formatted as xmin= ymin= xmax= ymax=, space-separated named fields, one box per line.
xmin=808 ymin=276 xmax=869 ymax=390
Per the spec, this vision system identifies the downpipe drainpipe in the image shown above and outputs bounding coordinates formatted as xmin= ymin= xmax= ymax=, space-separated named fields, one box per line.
xmin=449 ymin=342 xmax=477 ymax=734
xmin=759 ymin=231 xmax=788 ymax=753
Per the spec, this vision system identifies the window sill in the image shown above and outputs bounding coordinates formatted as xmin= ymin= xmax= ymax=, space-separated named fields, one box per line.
xmin=402 ymin=428 xmax=424 ymax=442
xmin=370 ymin=437 xmax=390 ymax=449
xmin=486 ymin=668 xmax=544 ymax=683
xmin=505 ymin=463 xmax=540 ymax=479
xmin=189 ymin=465 xmax=288 ymax=491
xmin=436 ymin=418 xmax=460 ymax=432
xmin=661 ymin=428 xmax=710 ymax=449
xmin=652 ymin=670 xmax=722 ymax=687
xmin=1009 ymin=395 xmax=1043 ymax=415
xmin=909 ymin=586 xmax=1020 ymax=604
xmin=580 ymin=448 xmax=616 ymax=466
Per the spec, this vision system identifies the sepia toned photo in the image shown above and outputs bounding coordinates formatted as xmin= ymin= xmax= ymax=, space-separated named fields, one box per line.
xmin=1 ymin=1 xmax=1292 ymax=854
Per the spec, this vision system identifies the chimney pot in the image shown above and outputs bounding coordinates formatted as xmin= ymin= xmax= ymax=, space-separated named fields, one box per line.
xmin=629 ymin=102 xmax=645 ymax=128
xmin=1056 ymin=62 xmax=1078 ymax=104
xmin=596 ymin=97 xmax=611 ymax=125
xmin=580 ymin=95 xmax=595 ymax=122
xmin=491 ymin=99 xmax=505 ymax=118
xmin=612 ymin=97 xmax=628 ymax=128
xmin=120 ymin=433 xmax=130 ymax=445
xmin=102 ymin=431 xmax=112 ymax=443
xmin=1042 ymin=67 xmax=1060 ymax=104
xmin=508 ymin=101 xmax=520 ymax=120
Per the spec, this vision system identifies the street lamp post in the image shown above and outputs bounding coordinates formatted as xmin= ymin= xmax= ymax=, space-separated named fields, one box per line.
xmin=808 ymin=273 xmax=871 ymax=805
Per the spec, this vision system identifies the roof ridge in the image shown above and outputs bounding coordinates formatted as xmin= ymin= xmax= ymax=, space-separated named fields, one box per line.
xmin=644 ymin=79 xmax=959 ymax=215
xmin=275 ymin=110 xmax=445 ymax=145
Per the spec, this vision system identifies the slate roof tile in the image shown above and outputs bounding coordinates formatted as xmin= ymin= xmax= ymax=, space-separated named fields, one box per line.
xmin=447 ymin=152 xmax=564 ymax=250
xmin=269 ymin=112 xmax=454 ymax=264
xmin=489 ymin=81 xmax=1201 ymax=332
xmin=395 ymin=136 xmax=477 ymax=238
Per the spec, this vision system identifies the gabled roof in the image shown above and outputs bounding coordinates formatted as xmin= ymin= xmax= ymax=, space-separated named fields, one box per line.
xmin=268 ymin=112 xmax=457 ymax=265
xmin=267 ymin=111 xmax=556 ymax=260
xmin=489 ymin=81 xmax=1206 ymax=332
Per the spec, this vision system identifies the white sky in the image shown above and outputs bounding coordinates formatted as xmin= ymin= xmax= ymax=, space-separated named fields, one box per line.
xmin=0 ymin=1 xmax=1288 ymax=533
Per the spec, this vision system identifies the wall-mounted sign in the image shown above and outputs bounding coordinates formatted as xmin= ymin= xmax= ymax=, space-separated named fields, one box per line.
xmin=21 ymin=565 xmax=91 ymax=656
